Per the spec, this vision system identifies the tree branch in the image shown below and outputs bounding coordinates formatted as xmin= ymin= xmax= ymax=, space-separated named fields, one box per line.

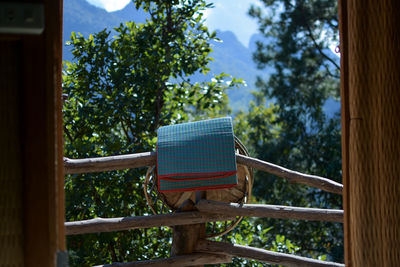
xmin=304 ymin=23 xmax=340 ymax=71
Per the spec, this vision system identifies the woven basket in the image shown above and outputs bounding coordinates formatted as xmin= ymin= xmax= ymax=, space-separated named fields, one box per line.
xmin=144 ymin=137 xmax=253 ymax=237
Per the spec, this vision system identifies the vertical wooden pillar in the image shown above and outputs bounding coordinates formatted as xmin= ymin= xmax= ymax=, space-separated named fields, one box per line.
xmin=171 ymin=195 xmax=206 ymax=267
xmin=172 ymin=224 xmax=206 ymax=256
xmin=340 ymin=0 xmax=400 ymax=266
xmin=0 ymin=40 xmax=25 ymax=267
xmin=21 ymin=0 xmax=65 ymax=264
xmin=0 ymin=1 xmax=65 ymax=266
xmin=337 ymin=0 xmax=350 ymax=265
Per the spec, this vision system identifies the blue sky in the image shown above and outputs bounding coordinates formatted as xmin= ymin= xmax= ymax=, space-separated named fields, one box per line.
xmin=86 ymin=0 xmax=261 ymax=47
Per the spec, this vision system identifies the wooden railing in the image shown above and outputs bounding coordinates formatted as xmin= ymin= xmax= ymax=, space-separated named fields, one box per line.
xmin=64 ymin=152 xmax=343 ymax=194
xmin=64 ymin=152 xmax=344 ymax=267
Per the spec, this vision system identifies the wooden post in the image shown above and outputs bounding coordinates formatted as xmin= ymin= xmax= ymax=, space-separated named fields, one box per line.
xmin=171 ymin=193 xmax=206 ymax=267
xmin=337 ymin=0 xmax=350 ymax=265
xmin=341 ymin=0 xmax=400 ymax=266
xmin=0 ymin=40 xmax=25 ymax=267
xmin=0 ymin=1 xmax=65 ymax=266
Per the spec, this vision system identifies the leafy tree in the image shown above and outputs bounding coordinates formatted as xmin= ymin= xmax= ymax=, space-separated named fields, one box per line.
xmin=212 ymin=218 xmax=300 ymax=267
xmin=234 ymin=0 xmax=343 ymax=262
xmin=63 ymin=0 xmax=243 ymax=265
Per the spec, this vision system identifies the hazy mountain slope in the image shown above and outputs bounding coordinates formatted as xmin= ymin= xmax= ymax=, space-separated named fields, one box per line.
xmin=63 ymin=0 xmax=146 ymax=61
xmin=63 ymin=0 xmax=267 ymax=111
xmin=208 ymin=31 xmax=264 ymax=111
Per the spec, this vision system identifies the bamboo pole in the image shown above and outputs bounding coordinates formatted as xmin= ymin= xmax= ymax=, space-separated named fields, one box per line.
xmin=196 ymin=199 xmax=343 ymax=223
xmin=65 ymin=211 xmax=235 ymax=235
xmin=195 ymin=240 xmax=345 ymax=267
xmin=64 ymin=153 xmax=342 ymax=195
xmin=92 ymin=252 xmax=231 ymax=267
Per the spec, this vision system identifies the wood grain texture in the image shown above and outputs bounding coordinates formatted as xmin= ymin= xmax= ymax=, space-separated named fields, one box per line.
xmin=64 ymin=152 xmax=156 ymax=173
xmin=171 ymin=197 xmax=206 ymax=267
xmin=195 ymin=199 xmax=343 ymax=223
xmin=65 ymin=212 xmax=235 ymax=235
xmin=1 ymin=1 xmax=64 ymax=266
xmin=57 ymin=0 xmax=66 ymax=251
xmin=93 ymin=253 xmax=231 ymax=267
xmin=196 ymin=240 xmax=344 ymax=267
xmin=235 ymin=154 xmax=342 ymax=195
xmin=17 ymin=1 xmax=65 ymax=264
xmin=338 ymin=0 xmax=350 ymax=264
xmin=345 ymin=0 xmax=400 ymax=266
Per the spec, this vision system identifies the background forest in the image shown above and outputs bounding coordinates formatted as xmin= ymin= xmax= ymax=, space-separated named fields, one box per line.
xmin=63 ymin=0 xmax=343 ymax=266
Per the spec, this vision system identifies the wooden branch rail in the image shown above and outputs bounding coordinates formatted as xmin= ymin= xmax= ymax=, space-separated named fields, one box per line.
xmin=236 ymin=154 xmax=343 ymax=195
xmin=66 ymin=200 xmax=342 ymax=236
xmin=93 ymin=252 xmax=231 ymax=267
xmin=196 ymin=199 xmax=343 ymax=223
xmin=64 ymin=152 xmax=342 ymax=194
xmin=65 ymin=211 xmax=235 ymax=235
xmin=195 ymin=240 xmax=345 ymax=267
xmin=64 ymin=152 xmax=155 ymax=174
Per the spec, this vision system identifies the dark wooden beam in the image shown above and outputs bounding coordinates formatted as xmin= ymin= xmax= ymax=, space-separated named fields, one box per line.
xmin=0 ymin=0 xmax=66 ymax=266
xmin=0 ymin=40 xmax=24 ymax=267
xmin=338 ymin=0 xmax=350 ymax=264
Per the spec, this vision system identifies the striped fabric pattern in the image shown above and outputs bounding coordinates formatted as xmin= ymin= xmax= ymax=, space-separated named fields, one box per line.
xmin=157 ymin=117 xmax=237 ymax=192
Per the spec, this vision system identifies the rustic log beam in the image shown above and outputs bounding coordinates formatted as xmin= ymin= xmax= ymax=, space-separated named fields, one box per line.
xmin=64 ymin=152 xmax=156 ymax=174
xmin=196 ymin=199 xmax=343 ymax=223
xmin=195 ymin=240 xmax=345 ymax=267
xmin=64 ymin=152 xmax=342 ymax=195
xmin=65 ymin=211 xmax=235 ymax=235
xmin=92 ymin=252 xmax=231 ymax=267
xmin=235 ymin=154 xmax=343 ymax=195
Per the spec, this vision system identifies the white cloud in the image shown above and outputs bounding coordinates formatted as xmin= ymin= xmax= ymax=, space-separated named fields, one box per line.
xmin=86 ymin=0 xmax=130 ymax=12
xmin=203 ymin=0 xmax=261 ymax=47
xmin=85 ymin=0 xmax=261 ymax=47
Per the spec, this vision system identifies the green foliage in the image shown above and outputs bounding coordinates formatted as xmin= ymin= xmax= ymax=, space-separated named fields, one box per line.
xmin=233 ymin=0 xmax=343 ymax=263
xmin=64 ymin=0 xmax=343 ymax=265
xmin=210 ymin=218 xmax=300 ymax=267
xmin=63 ymin=1 xmax=243 ymax=265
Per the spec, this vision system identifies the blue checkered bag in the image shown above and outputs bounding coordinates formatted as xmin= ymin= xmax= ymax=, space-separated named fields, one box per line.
xmin=157 ymin=117 xmax=237 ymax=192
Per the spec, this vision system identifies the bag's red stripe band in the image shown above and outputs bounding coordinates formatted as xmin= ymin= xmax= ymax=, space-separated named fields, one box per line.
xmin=159 ymin=177 xmax=235 ymax=186
xmin=159 ymin=183 xmax=237 ymax=192
xmin=159 ymin=170 xmax=236 ymax=181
